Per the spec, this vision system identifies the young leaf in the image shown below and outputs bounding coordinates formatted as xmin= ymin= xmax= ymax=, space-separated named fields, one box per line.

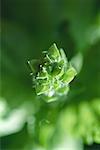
xmin=28 ymin=44 xmax=77 ymax=102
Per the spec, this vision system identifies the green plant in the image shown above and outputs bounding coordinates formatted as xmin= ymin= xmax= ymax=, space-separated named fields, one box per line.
xmin=28 ymin=43 xmax=77 ymax=102
xmin=28 ymin=43 xmax=100 ymax=148
xmin=1 ymin=0 xmax=100 ymax=149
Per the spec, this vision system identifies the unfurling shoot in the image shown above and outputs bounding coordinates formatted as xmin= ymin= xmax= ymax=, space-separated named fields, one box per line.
xmin=28 ymin=43 xmax=77 ymax=102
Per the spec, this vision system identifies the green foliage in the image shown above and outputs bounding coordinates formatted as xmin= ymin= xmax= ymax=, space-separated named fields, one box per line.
xmin=28 ymin=44 xmax=77 ymax=102
xmin=58 ymin=98 xmax=100 ymax=145
xmin=1 ymin=0 xmax=100 ymax=149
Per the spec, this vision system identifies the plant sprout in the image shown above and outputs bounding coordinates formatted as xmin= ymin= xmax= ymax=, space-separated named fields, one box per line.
xmin=28 ymin=43 xmax=77 ymax=102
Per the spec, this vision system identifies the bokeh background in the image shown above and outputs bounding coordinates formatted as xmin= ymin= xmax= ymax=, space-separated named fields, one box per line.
xmin=1 ymin=0 xmax=100 ymax=150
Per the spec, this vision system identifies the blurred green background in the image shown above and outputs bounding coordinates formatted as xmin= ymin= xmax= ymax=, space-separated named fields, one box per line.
xmin=0 ymin=0 xmax=100 ymax=150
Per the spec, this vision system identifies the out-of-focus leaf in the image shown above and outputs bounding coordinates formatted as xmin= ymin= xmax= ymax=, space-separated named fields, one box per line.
xmin=58 ymin=98 xmax=100 ymax=144
xmin=70 ymin=53 xmax=83 ymax=73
